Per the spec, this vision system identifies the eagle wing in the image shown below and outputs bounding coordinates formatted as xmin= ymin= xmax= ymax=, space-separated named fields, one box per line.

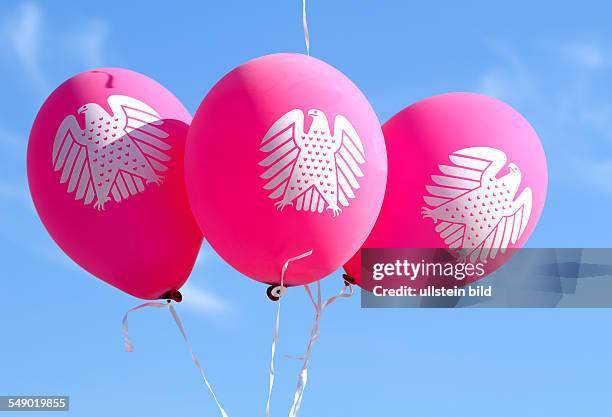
xmin=333 ymin=114 xmax=366 ymax=207
xmin=423 ymin=147 xmax=511 ymax=260
xmin=259 ymin=109 xmax=304 ymax=199
xmin=424 ymin=147 xmax=507 ymax=208
xmin=107 ymin=95 xmax=171 ymax=200
xmin=52 ymin=115 xmax=96 ymax=205
xmin=466 ymin=187 xmax=533 ymax=263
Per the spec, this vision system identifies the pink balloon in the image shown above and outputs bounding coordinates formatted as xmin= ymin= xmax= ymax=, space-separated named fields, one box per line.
xmin=27 ymin=68 xmax=202 ymax=300
xmin=185 ymin=53 xmax=387 ymax=286
xmin=344 ymin=93 xmax=548 ymax=289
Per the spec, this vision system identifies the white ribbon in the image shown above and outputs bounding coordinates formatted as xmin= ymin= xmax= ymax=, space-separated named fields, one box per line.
xmin=288 ymin=281 xmax=354 ymax=417
xmin=266 ymin=250 xmax=313 ymax=417
xmin=266 ymin=298 xmax=282 ymax=417
xmin=122 ymin=301 xmax=229 ymax=417
xmin=302 ymin=0 xmax=310 ymax=55
xmin=122 ymin=301 xmax=168 ymax=352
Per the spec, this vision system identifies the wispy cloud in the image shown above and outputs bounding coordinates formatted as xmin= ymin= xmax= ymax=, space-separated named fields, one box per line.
xmin=476 ymin=41 xmax=534 ymax=105
xmin=2 ymin=2 xmax=47 ymax=93
xmin=180 ymin=282 xmax=232 ymax=315
xmin=475 ymin=40 xmax=612 ymax=194
xmin=65 ymin=18 xmax=109 ymax=68
xmin=0 ymin=2 xmax=110 ymax=96
xmin=0 ymin=3 xmax=112 ymax=269
xmin=560 ymin=42 xmax=607 ymax=70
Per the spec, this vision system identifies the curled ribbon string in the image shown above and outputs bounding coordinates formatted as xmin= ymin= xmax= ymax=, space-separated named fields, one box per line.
xmin=122 ymin=301 xmax=168 ymax=352
xmin=122 ymin=301 xmax=229 ymax=417
xmin=288 ymin=281 xmax=354 ymax=417
xmin=266 ymin=250 xmax=313 ymax=417
xmin=302 ymin=0 xmax=310 ymax=55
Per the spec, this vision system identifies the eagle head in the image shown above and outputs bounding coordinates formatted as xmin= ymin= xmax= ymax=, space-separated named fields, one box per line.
xmin=77 ymin=103 xmax=96 ymax=115
xmin=501 ymin=162 xmax=522 ymax=197
xmin=307 ymin=108 xmax=322 ymax=118
xmin=77 ymin=103 xmax=106 ymax=125
xmin=307 ymin=108 xmax=329 ymax=132
xmin=507 ymin=163 xmax=522 ymax=182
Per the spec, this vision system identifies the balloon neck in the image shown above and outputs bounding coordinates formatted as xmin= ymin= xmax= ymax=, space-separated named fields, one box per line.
xmin=342 ymin=274 xmax=355 ymax=286
xmin=267 ymin=285 xmax=286 ymax=302
xmin=161 ymin=289 xmax=183 ymax=303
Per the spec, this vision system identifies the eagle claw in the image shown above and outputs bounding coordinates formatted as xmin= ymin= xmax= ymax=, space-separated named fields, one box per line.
xmin=456 ymin=250 xmax=468 ymax=262
xmin=327 ymin=205 xmax=342 ymax=217
xmin=94 ymin=197 xmax=111 ymax=211
xmin=274 ymin=200 xmax=293 ymax=212
xmin=147 ymin=175 xmax=164 ymax=186
xmin=421 ymin=207 xmax=437 ymax=223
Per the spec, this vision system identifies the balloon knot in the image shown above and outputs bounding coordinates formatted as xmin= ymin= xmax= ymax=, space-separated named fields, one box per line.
xmin=342 ymin=274 xmax=355 ymax=286
xmin=162 ymin=289 xmax=183 ymax=303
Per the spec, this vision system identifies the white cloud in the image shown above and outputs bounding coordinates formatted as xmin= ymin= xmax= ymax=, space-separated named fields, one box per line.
xmin=476 ymin=42 xmax=534 ymax=105
xmin=66 ymin=18 xmax=109 ymax=68
xmin=0 ymin=4 xmax=112 ymax=270
xmin=478 ymin=70 xmax=516 ymax=102
xmin=561 ymin=42 xmax=606 ymax=70
xmin=475 ymin=41 xmax=612 ymax=195
xmin=2 ymin=2 xmax=47 ymax=93
xmin=180 ymin=283 xmax=232 ymax=315
xmin=0 ymin=2 xmax=110 ymax=95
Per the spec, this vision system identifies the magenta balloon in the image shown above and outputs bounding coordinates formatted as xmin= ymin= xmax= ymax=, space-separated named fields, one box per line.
xmin=27 ymin=68 xmax=202 ymax=299
xmin=185 ymin=54 xmax=387 ymax=286
xmin=344 ymin=93 xmax=548 ymax=288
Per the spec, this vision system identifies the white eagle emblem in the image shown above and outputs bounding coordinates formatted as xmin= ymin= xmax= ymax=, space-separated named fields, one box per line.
xmin=421 ymin=147 xmax=533 ymax=262
xmin=52 ymin=95 xmax=171 ymax=210
xmin=259 ymin=109 xmax=366 ymax=217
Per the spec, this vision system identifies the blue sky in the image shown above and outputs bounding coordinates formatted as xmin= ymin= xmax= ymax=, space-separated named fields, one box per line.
xmin=1 ymin=1 xmax=612 ymax=416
